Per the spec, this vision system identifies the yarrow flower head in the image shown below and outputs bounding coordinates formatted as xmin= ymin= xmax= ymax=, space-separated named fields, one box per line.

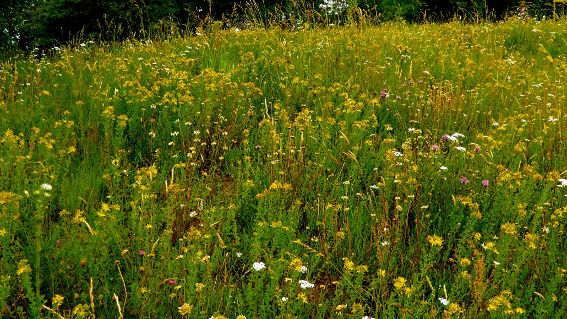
xmin=558 ymin=179 xmax=567 ymax=188
xmin=443 ymin=132 xmax=464 ymax=142
xmin=438 ymin=298 xmax=450 ymax=305
xmin=298 ymin=279 xmax=315 ymax=289
xmin=252 ymin=262 xmax=266 ymax=271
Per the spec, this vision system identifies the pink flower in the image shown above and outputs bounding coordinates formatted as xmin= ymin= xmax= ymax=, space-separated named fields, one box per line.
xmin=460 ymin=177 xmax=469 ymax=184
xmin=167 ymin=280 xmax=177 ymax=285
xmin=432 ymin=145 xmax=438 ymax=151
xmin=482 ymin=180 xmax=489 ymax=187
xmin=474 ymin=146 xmax=480 ymax=152
xmin=139 ymin=250 xmax=145 ymax=256
xmin=441 ymin=135 xmax=448 ymax=140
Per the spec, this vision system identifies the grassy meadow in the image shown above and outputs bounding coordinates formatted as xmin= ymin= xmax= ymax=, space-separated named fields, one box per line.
xmin=0 ymin=17 xmax=566 ymax=318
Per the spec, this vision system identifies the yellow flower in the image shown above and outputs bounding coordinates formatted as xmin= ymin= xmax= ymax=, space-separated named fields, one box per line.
xmin=16 ymin=259 xmax=32 ymax=276
xmin=445 ymin=303 xmax=461 ymax=315
xmin=52 ymin=294 xmax=64 ymax=307
xmin=236 ymin=316 xmax=246 ymax=319
xmin=460 ymin=258 xmax=471 ymax=267
xmin=501 ymin=222 xmax=517 ymax=235
xmin=394 ymin=277 xmax=406 ymax=290
xmin=178 ymin=303 xmax=193 ymax=316
xmin=343 ymin=257 xmax=355 ymax=271
xmin=335 ymin=304 xmax=347 ymax=311
xmin=427 ymin=234 xmax=443 ymax=247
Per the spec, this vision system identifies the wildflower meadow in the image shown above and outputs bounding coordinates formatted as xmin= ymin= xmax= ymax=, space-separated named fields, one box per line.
xmin=0 ymin=15 xmax=566 ymax=318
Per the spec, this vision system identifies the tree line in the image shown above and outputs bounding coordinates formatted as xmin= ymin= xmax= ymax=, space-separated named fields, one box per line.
xmin=0 ymin=0 xmax=557 ymax=55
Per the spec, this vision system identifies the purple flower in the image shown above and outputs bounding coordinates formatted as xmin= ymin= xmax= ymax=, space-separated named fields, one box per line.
xmin=380 ymin=89 xmax=389 ymax=99
xmin=474 ymin=146 xmax=480 ymax=152
xmin=432 ymin=145 xmax=439 ymax=151
xmin=167 ymin=280 xmax=177 ymax=285
xmin=482 ymin=180 xmax=489 ymax=187
xmin=441 ymin=135 xmax=449 ymax=140
xmin=460 ymin=177 xmax=469 ymax=184
xmin=255 ymin=145 xmax=261 ymax=150
xmin=139 ymin=250 xmax=145 ymax=256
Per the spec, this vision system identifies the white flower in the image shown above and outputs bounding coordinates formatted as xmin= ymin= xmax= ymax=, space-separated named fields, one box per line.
xmin=236 ymin=252 xmax=242 ymax=257
xmin=440 ymin=166 xmax=448 ymax=171
xmin=298 ymin=280 xmax=314 ymax=289
xmin=452 ymin=132 xmax=465 ymax=138
xmin=298 ymin=266 xmax=307 ymax=273
xmin=252 ymin=262 xmax=265 ymax=271
xmin=394 ymin=151 xmax=404 ymax=157
xmin=492 ymin=122 xmax=499 ymax=126
xmin=369 ymin=185 xmax=379 ymax=189
xmin=380 ymin=241 xmax=390 ymax=246
xmin=40 ymin=184 xmax=53 ymax=191
xmin=542 ymin=226 xmax=550 ymax=233
xmin=281 ymin=297 xmax=288 ymax=302
xmin=557 ymin=179 xmax=567 ymax=188
xmin=362 ymin=317 xmax=375 ymax=319
xmin=438 ymin=298 xmax=449 ymax=305
xmin=455 ymin=146 xmax=466 ymax=152
xmin=548 ymin=116 xmax=558 ymax=123
xmin=493 ymin=261 xmax=500 ymax=266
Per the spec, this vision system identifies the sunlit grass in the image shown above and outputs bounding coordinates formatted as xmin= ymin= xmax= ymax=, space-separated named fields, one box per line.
xmin=0 ymin=17 xmax=566 ymax=318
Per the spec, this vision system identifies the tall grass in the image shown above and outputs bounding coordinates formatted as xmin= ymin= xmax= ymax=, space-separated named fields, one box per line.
xmin=0 ymin=16 xmax=566 ymax=318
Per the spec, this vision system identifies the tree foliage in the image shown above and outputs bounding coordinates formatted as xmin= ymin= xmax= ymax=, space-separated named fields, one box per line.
xmin=0 ymin=0 xmax=557 ymax=54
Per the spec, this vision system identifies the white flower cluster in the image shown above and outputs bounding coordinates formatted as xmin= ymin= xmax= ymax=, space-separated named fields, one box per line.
xmin=252 ymin=262 xmax=265 ymax=271
xmin=298 ymin=279 xmax=315 ymax=289
xmin=319 ymin=0 xmax=349 ymax=15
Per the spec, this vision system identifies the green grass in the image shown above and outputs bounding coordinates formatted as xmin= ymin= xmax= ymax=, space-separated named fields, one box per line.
xmin=0 ymin=17 xmax=566 ymax=318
